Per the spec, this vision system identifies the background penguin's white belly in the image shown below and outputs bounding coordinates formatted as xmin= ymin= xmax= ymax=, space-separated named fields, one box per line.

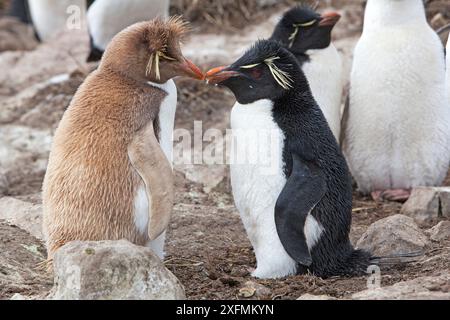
xmin=230 ymin=99 xmax=297 ymax=278
xmin=133 ymin=80 xmax=177 ymax=258
xmin=28 ymin=0 xmax=87 ymax=41
xmin=447 ymin=35 xmax=450 ymax=106
xmin=303 ymin=44 xmax=343 ymax=142
xmin=347 ymin=26 xmax=450 ymax=192
xmin=88 ymin=0 xmax=169 ymax=50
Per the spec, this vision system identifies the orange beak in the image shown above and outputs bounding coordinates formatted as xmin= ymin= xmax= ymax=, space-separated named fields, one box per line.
xmin=319 ymin=12 xmax=341 ymax=27
xmin=205 ymin=66 xmax=240 ymax=85
xmin=178 ymin=58 xmax=204 ymax=80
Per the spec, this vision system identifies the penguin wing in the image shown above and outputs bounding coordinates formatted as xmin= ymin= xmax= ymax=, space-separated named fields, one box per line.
xmin=275 ymin=153 xmax=326 ymax=267
xmin=127 ymin=121 xmax=174 ymax=241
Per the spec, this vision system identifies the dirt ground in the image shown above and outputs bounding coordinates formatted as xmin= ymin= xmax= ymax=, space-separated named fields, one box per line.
xmin=1 ymin=0 xmax=450 ymax=300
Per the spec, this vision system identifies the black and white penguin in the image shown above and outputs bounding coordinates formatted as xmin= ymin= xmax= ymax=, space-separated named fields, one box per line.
xmin=86 ymin=0 xmax=170 ymax=61
xmin=269 ymin=6 xmax=343 ymax=142
xmin=205 ymin=40 xmax=372 ymax=279
xmin=7 ymin=0 xmax=31 ymax=24
xmin=344 ymin=0 xmax=450 ymax=202
xmin=27 ymin=0 xmax=87 ymax=41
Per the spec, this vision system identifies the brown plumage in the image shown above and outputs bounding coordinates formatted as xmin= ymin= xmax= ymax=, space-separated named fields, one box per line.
xmin=43 ymin=17 xmax=203 ymax=261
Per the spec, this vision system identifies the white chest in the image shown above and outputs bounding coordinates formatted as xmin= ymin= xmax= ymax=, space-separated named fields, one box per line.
xmin=229 ymin=100 xmax=286 ymax=223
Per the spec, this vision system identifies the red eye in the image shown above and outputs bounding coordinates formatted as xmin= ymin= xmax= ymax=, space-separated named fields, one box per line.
xmin=250 ymin=67 xmax=262 ymax=79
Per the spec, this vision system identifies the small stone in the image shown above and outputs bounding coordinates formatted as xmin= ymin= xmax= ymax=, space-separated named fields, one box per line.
xmin=426 ymin=221 xmax=450 ymax=242
xmin=238 ymin=287 xmax=256 ymax=298
xmin=356 ymin=214 xmax=429 ymax=257
xmin=401 ymin=187 xmax=450 ymax=225
xmin=352 ymin=273 xmax=450 ymax=300
xmin=241 ymin=281 xmax=271 ymax=298
xmin=48 ymin=240 xmax=185 ymax=300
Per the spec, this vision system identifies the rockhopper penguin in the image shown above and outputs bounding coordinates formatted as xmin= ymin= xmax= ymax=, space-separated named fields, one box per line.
xmin=270 ymin=6 xmax=343 ymax=143
xmin=205 ymin=40 xmax=372 ymax=279
xmin=43 ymin=17 xmax=203 ymax=261
xmin=87 ymin=0 xmax=170 ymax=62
xmin=343 ymin=0 xmax=450 ymax=202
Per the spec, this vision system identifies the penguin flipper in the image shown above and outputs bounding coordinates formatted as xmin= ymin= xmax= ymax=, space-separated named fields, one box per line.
xmin=275 ymin=153 xmax=326 ymax=267
xmin=127 ymin=121 xmax=174 ymax=241
xmin=87 ymin=34 xmax=104 ymax=62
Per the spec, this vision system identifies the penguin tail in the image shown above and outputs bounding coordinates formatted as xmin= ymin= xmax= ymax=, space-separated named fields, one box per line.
xmin=369 ymin=251 xmax=423 ymax=265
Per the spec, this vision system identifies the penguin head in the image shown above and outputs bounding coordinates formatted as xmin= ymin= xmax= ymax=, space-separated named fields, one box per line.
xmin=270 ymin=6 xmax=340 ymax=54
xmin=99 ymin=17 xmax=203 ymax=83
xmin=205 ymin=40 xmax=305 ymax=105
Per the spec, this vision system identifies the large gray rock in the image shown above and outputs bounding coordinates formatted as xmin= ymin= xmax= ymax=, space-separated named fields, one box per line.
xmin=49 ymin=240 xmax=185 ymax=300
xmin=352 ymin=273 xmax=450 ymax=300
xmin=0 ymin=197 xmax=43 ymax=240
xmin=401 ymin=187 xmax=450 ymax=225
xmin=426 ymin=221 xmax=450 ymax=242
xmin=356 ymin=214 xmax=429 ymax=256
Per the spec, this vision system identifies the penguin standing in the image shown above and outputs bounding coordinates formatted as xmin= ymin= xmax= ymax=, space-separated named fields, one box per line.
xmin=87 ymin=0 xmax=170 ymax=61
xmin=344 ymin=0 xmax=450 ymax=201
xmin=43 ymin=17 xmax=203 ymax=260
xmin=270 ymin=6 xmax=343 ymax=142
xmin=205 ymin=40 xmax=372 ymax=279
xmin=27 ymin=0 xmax=87 ymax=41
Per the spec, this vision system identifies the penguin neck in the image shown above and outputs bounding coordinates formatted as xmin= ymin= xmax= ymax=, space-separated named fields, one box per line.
xmin=364 ymin=0 xmax=426 ymax=30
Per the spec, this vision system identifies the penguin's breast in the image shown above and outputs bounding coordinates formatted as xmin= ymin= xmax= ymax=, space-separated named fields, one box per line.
xmin=229 ymin=99 xmax=287 ymax=216
xmin=133 ymin=80 xmax=177 ymax=236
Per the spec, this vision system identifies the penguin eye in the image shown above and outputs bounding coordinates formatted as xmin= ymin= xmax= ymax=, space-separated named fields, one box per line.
xmin=249 ymin=67 xmax=262 ymax=79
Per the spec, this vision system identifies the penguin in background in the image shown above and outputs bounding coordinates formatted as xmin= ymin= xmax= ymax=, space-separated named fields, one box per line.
xmin=26 ymin=0 xmax=87 ymax=42
xmin=343 ymin=0 xmax=450 ymax=202
xmin=446 ymin=34 xmax=450 ymax=105
xmin=270 ymin=5 xmax=343 ymax=142
xmin=87 ymin=0 xmax=170 ymax=62
xmin=7 ymin=0 xmax=31 ymax=24
xmin=43 ymin=17 xmax=203 ymax=261
xmin=205 ymin=40 xmax=373 ymax=279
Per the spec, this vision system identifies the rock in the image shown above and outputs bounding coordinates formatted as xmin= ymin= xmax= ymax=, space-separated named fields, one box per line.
xmin=177 ymin=164 xmax=226 ymax=193
xmin=401 ymin=187 xmax=450 ymax=225
xmin=0 ymin=17 xmax=38 ymax=52
xmin=9 ymin=293 xmax=28 ymax=300
xmin=0 ymin=125 xmax=52 ymax=195
xmin=426 ymin=221 xmax=450 ymax=242
xmin=0 ymin=72 xmax=83 ymax=129
xmin=49 ymin=240 xmax=185 ymax=300
xmin=239 ymin=281 xmax=271 ymax=299
xmin=356 ymin=214 xmax=429 ymax=256
xmin=297 ymin=293 xmax=337 ymax=300
xmin=0 ymin=29 xmax=89 ymax=96
xmin=0 ymin=197 xmax=43 ymax=240
xmin=352 ymin=273 xmax=450 ymax=300
xmin=255 ymin=0 xmax=278 ymax=7
xmin=0 ymin=222 xmax=52 ymax=300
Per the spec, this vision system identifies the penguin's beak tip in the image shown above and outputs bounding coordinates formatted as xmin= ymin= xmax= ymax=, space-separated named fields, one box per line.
xmin=205 ymin=66 xmax=239 ymax=85
xmin=319 ymin=12 xmax=341 ymax=27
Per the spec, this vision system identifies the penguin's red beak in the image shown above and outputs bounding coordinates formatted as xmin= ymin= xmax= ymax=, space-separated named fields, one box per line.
xmin=205 ymin=66 xmax=240 ymax=85
xmin=319 ymin=12 xmax=341 ymax=27
xmin=177 ymin=58 xmax=204 ymax=80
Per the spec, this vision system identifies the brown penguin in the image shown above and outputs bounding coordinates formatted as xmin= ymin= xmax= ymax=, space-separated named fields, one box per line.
xmin=42 ymin=17 xmax=203 ymax=261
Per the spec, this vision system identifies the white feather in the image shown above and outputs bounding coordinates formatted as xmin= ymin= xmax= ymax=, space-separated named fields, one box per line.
xmin=230 ymin=99 xmax=325 ymax=279
xmin=345 ymin=0 xmax=450 ymax=193
xmin=303 ymin=44 xmax=344 ymax=142
xmin=87 ymin=0 xmax=169 ymax=51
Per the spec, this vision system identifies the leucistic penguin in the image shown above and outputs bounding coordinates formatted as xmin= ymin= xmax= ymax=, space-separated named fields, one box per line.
xmin=87 ymin=0 xmax=170 ymax=61
xmin=43 ymin=18 xmax=203 ymax=261
xmin=205 ymin=40 xmax=372 ymax=279
xmin=270 ymin=6 xmax=343 ymax=142
xmin=344 ymin=0 xmax=450 ymax=202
